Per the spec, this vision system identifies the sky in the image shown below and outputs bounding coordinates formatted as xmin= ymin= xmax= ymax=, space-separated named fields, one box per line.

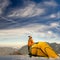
xmin=0 ymin=0 xmax=60 ymax=48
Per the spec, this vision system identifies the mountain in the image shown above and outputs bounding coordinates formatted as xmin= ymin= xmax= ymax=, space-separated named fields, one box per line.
xmin=48 ymin=43 xmax=60 ymax=53
xmin=18 ymin=45 xmax=28 ymax=55
xmin=0 ymin=47 xmax=16 ymax=55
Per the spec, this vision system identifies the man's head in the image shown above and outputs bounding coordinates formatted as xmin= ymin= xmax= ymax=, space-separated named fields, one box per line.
xmin=28 ymin=36 xmax=32 ymax=39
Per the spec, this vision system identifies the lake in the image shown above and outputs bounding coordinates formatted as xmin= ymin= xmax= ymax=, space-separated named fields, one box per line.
xmin=0 ymin=55 xmax=60 ymax=60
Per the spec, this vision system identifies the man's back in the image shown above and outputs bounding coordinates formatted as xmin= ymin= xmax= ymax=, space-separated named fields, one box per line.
xmin=28 ymin=38 xmax=34 ymax=47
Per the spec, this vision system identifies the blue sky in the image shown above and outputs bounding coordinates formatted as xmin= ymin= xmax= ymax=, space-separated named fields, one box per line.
xmin=0 ymin=0 xmax=60 ymax=47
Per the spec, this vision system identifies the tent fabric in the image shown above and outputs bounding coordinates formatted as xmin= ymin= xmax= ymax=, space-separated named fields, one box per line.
xmin=30 ymin=42 xmax=58 ymax=58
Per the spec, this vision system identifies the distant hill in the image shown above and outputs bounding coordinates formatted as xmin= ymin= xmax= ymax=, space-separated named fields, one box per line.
xmin=18 ymin=45 xmax=28 ymax=55
xmin=48 ymin=43 xmax=60 ymax=53
xmin=0 ymin=47 xmax=16 ymax=55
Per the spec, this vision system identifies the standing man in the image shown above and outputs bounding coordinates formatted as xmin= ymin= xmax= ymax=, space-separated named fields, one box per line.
xmin=28 ymin=36 xmax=34 ymax=55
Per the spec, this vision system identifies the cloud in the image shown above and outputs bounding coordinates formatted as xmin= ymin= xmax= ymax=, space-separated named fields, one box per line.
xmin=0 ymin=21 xmax=59 ymax=37
xmin=50 ymin=22 xmax=60 ymax=32
xmin=8 ymin=3 xmax=45 ymax=18
xmin=0 ymin=0 xmax=10 ymax=15
xmin=56 ymin=12 xmax=60 ymax=19
xmin=50 ymin=14 xmax=57 ymax=18
xmin=7 ymin=0 xmax=59 ymax=19
xmin=0 ymin=0 xmax=60 ymax=47
xmin=50 ymin=22 xmax=59 ymax=27
xmin=43 ymin=12 xmax=59 ymax=20
xmin=43 ymin=0 xmax=58 ymax=6
xmin=22 ymin=23 xmax=60 ymax=40
xmin=0 ymin=22 xmax=60 ymax=43
xmin=0 ymin=0 xmax=60 ymax=37
xmin=0 ymin=16 xmax=17 ymax=23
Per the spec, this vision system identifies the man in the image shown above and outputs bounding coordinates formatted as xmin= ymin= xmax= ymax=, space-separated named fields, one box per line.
xmin=28 ymin=36 xmax=34 ymax=55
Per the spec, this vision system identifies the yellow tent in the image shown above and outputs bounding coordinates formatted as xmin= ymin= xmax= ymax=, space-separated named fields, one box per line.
xmin=30 ymin=42 xmax=59 ymax=58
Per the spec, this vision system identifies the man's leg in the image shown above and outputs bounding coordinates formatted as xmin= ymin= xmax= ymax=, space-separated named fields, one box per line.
xmin=28 ymin=46 xmax=32 ymax=57
xmin=28 ymin=47 xmax=30 ymax=54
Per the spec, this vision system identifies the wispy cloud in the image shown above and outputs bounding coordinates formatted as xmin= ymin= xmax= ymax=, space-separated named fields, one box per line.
xmin=0 ymin=0 xmax=10 ymax=15
xmin=0 ymin=0 xmax=60 ymax=30
xmin=50 ymin=22 xmax=59 ymax=27
xmin=0 ymin=16 xmax=17 ymax=23
xmin=0 ymin=0 xmax=60 ymax=45
xmin=0 ymin=23 xmax=59 ymax=39
xmin=7 ymin=0 xmax=59 ymax=22
xmin=8 ymin=3 xmax=45 ymax=18
xmin=43 ymin=0 xmax=58 ymax=6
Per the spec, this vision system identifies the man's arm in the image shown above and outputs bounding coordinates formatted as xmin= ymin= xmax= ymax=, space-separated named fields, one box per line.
xmin=31 ymin=40 xmax=34 ymax=44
